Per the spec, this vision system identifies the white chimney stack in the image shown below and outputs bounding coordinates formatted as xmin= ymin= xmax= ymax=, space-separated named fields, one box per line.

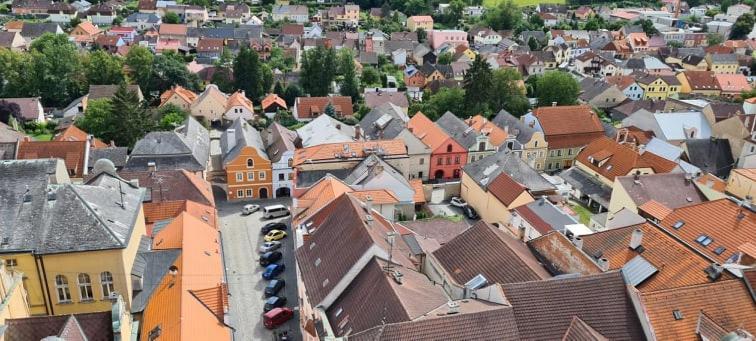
xmin=365 ymin=195 xmax=373 ymax=213
xmin=446 ymin=301 xmax=460 ymax=314
xmin=226 ymin=128 xmax=236 ymax=151
xmin=573 ymin=237 xmax=583 ymax=250
xmin=629 ymin=228 xmax=643 ymax=250
xmin=147 ymin=162 xmax=156 ymax=172
xmin=597 ymin=258 xmax=609 ymax=271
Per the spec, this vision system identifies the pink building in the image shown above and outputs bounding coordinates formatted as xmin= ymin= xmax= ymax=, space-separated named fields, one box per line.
xmin=428 ymin=29 xmax=468 ymax=50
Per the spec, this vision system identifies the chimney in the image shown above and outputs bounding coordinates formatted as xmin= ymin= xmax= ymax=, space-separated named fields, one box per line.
xmin=573 ymin=237 xmax=583 ymax=250
xmin=597 ymin=258 xmax=609 ymax=271
xmin=147 ymin=162 xmax=156 ymax=172
xmin=629 ymin=228 xmax=643 ymax=250
xmin=446 ymin=301 xmax=460 ymax=315
xmin=354 ymin=125 xmax=361 ymax=140
xmin=83 ymin=135 xmax=91 ymax=176
xmin=365 ymin=195 xmax=373 ymax=213
xmin=226 ymin=128 xmax=236 ymax=151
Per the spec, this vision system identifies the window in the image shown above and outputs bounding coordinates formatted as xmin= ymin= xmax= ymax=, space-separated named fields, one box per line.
xmin=437 ymin=158 xmax=443 ymax=165
xmin=418 ymin=171 xmax=423 ymax=178
xmin=419 ymin=158 xmax=424 ymax=165
xmin=246 ymin=159 xmax=254 ymax=168
xmin=568 ymin=148 xmax=573 ymax=156
xmin=547 ymin=163 xmax=552 ymax=170
xmin=237 ymin=190 xmax=244 ymax=198
xmin=259 ymin=171 xmax=266 ymax=180
xmin=247 ymin=172 xmax=254 ymax=181
xmin=279 ymin=173 xmax=285 ymax=181
xmin=454 ymin=156 xmax=460 ymax=164
xmin=236 ymin=172 xmax=243 ymax=181
xmin=101 ymin=272 xmax=114 ymax=298
xmin=56 ymin=275 xmax=71 ymax=303
xmin=78 ymin=273 xmax=93 ymax=301
xmin=287 ymin=158 xmax=293 ymax=167
xmin=478 ymin=142 xmax=486 ymax=151
xmin=246 ymin=189 xmax=253 ymax=197
xmin=695 ymin=234 xmax=713 ymax=246
xmin=446 ymin=144 xmax=453 ymax=152
xmin=446 ymin=157 xmax=451 ymax=165
xmin=5 ymin=259 xmax=17 ymax=267
xmin=557 ymin=149 xmax=562 ymax=157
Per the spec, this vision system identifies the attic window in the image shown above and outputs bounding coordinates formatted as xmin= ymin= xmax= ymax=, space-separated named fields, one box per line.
xmin=672 ymin=310 xmax=683 ymax=320
xmin=335 ymin=307 xmax=343 ymax=317
xmin=322 ymin=278 xmax=330 ymax=287
xmin=695 ymin=235 xmax=713 ymax=246
xmin=315 ymin=258 xmax=321 ymax=267
xmin=672 ymin=221 xmax=685 ymax=229
xmin=309 ymin=242 xmax=316 ymax=250
xmin=713 ymin=246 xmax=726 ymax=255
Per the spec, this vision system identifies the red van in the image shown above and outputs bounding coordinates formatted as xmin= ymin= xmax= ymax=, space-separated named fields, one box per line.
xmin=264 ymin=307 xmax=294 ymax=329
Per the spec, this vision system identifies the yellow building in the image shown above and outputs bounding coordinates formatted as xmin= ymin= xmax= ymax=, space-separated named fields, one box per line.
xmin=637 ymin=74 xmax=681 ymax=100
xmin=0 ymin=159 xmax=146 ymax=316
xmin=725 ymin=168 xmax=756 ymax=200
xmin=706 ymin=53 xmax=739 ymax=74
xmin=0 ymin=262 xmax=30 ymax=324
xmin=461 ymin=171 xmax=534 ymax=229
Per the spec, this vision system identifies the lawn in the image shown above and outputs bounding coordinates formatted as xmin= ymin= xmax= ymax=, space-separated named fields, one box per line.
xmin=483 ymin=0 xmax=565 ymax=7
xmin=30 ymin=133 xmax=52 ymax=141
xmin=569 ymin=203 xmax=593 ymax=225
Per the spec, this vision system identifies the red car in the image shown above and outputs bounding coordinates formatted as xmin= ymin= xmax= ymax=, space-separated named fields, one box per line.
xmin=264 ymin=307 xmax=294 ymax=329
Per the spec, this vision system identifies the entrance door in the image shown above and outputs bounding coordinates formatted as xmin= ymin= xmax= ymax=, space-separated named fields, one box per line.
xmin=259 ymin=188 xmax=269 ymax=199
xmin=434 ymin=170 xmax=444 ymax=180
xmin=275 ymin=187 xmax=291 ymax=198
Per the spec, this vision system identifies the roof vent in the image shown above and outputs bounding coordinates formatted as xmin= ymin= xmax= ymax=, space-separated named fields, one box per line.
xmin=391 ymin=270 xmax=403 ymax=285
xmin=704 ymin=263 xmax=723 ymax=281
xmin=47 ymin=189 xmax=56 ymax=201
xmin=446 ymin=301 xmax=460 ymax=315
xmin=573 ymin=237 xmax=583 ymax=250
xmin=629 ymin=228 xmax=643 ymax=250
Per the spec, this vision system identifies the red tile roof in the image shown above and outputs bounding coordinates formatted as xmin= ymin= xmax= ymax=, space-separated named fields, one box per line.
xmin=562 ymin=317 xmax=608 ymax=341
xmin=683 ymin=71 xmax=720 ymax=91
xmin=159 ymin=23 xmax=188 ymax=36
xmin=261 ymin=93 xmax=287 ymax=111
xmin=407 ymin=112 xmax=453 ymax=151
xmin=533 ymin=105 xmax=604 ymax=149
xmin=196 ymin=37 xmax=224 ymax=53
xmin=160 ymin=85 xmax=198 ymax=106
xmin=17 ymin=140 xmax=87 ymax=177
xmin=53 ymin=125 xmax=108 ymax=148
xmin=295 ymin=96 xmax=353 ymax=119
xmin=293 ymin=139 xmax=406 ymax=165
xmin=575 ymin=136 xmax=678 ymax=181
xmin=637 ymin=200 xmax=673 ymax=220
xmin=526 ymin=231 xmax=603 ymax=275
xmin=487 ymin=172 xmax=529 ymax=207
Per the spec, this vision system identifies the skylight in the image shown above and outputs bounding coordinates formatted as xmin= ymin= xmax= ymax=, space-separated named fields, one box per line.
xmin=672 ymin=220 xmax=684 ymax=229
xmin=695 ymin=235 xmax=713 ymax=246
xmin=713 ymin=246 xmax=726 ymax=255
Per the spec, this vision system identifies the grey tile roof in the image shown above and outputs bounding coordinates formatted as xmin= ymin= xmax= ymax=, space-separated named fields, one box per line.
xmin=0 ymin=160 xmax=144 ymax=255
xmin=89 ymin=147 xmax=128 ymax=168
xmin=131 ymin=249 xmax=181 ymax=313
xmin=579 ymin=78 xmax=614 ymax=102
xmin=359 ymin=102 xmax=409 ymax=140
xmin=615 ymin=173 xmax=706 ymax=209
xmin=126 ymin=117 xmax=210 ymax=172
xmin=186 ymin=26 xmax=262 ymax=40
xmin=491 ymin=110 xmax=536 ymax=145
xmin=436 ymin=111 xmax=479 ymax=149
xmin=684 ymin=138 xmax=734 ymax=178
xmin=343 ymin=154 xmax=414 ymax=202
xmin=220 ymin=117 xmax=268 ymax=165
xmin=262 ymin=123 xmax=296 ymax=163
xmin=88 ymin=84 xmax=142 ymax=101
xmin=296 ymin=169 xmax=351 ymax=187
xmin=126 ymin=12 xmax=161 ymax=23
xmin=559 ymin=167 xmax=611 ymax=207
xmin=20 ymin=23 xmax=60 ymax=39
xmin=463 ymin=149 xmax=554 ymax=193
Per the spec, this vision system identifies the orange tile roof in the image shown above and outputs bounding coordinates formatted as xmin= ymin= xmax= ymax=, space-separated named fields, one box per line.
xmin=53 ymin=125 xmax=108 ymax=148
xmin=638 ymin=200 xmax=673 ymax=220
xmin=487 ymin=172 xmax=529 ymax=207
xmin=224 ymin=91 xmax=254 ymax=113
xmin=78 ymin=21 xmax=100 ymax=35
xmin=295 ymin=96 xmax=354 ymax=118
xmin=17 ymin=141 xmax=87 ymax=177
xmin=410 ymin=179 xmax=425 ymax=203
xmin=582 ymin=223 xmax=731 ymax=291
xmin=576 ymin=136 xmax=678 ymax=181
xmin=533 ymin=105 xmax=604 ymax=148
xmin=465 ymin=115 xmax=509 ymax=146
xmin=261 ymin=93 xmax=287 ymax=110
xmin=293 ymin=139 xmax=406 ymax=166
xmin=658 ymin=198 xmax=756 ymax=263
xmin=159 ymin=23 xmax=188 ymax=36
xmin=714 ymin=74 xmax=751 ymax=93
xmin=605 ymin=75 xmax=637 ymax=91
xmin=695 ymin=172 xmax=727 ymax=192
xmin=351 ymin=189 xmax=400 ymax=204
xmin=407 ymin=112 xmax=453 ymax=151
xmin=640 ymin=280 xmax=756 ymax=340
xmin=141 ymin=212 xmax=230 ymax=341
xmin=160 ymin=85 xmax=198 ymax=106
xmin=294 ymin=175 xmax=353 ymax=224
xmin=143 ymin=200 xmax=217 ymax=235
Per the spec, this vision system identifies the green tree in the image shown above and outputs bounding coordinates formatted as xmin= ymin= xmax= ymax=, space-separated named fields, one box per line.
xmin=261 ymin=64 xmax=274 ymax=95
xmin=273 ymin=81 xmax=285 ymax=97
xmin=528 ymin=14 xmax=544 ymax=28
xmin=361 ymin=67 xmax=381 ymax=86
xmin=707 ymin=33 xmax=724 ymax=46
xmin=125 ymin=46 xmax=154 ymax=92
xmin=69 ymin=17 xmax=82 ymax=29
xmin=157 ymin=104 xmax=188 ymax=130
xmin=84 ymin=50 xmax=125 ymax=85
xmin=163 ymin=12 xmax=181 ymax=24
xmin=268 ymin=46 xmax=295 ymax=72
xmin=234 ymin=47 xmax=265 ymax=99
xmin=283 ymin=84 xmax=303 ymax=106
xmin=109 ymin=84 xmax=155 ymax=147
xmin=483 ymin=0 xmax=521 ymax=31
xmin=75 ymin=99 xmax=113 ymax=142
xmin=730 ymin=13 xmax=755 ymax=40
xmin=416 ymin=28 xmax=427 ymax=43
xmin=324 ymin=103 xmax=336 ymax=117
xmin=338 ymin=50 xmax=359 ymax=101
xmin=29 ymin=33 xmax=85 ymax=107
xmin=0 ymin=100 xmax=22 ymax=124
xmin=535 ymin=71 xmax=580 ymax=106
xmin=490 ymin=68 xmax=529 ymax=116
xmin=463 ymin=55 xmax=493 ymax=116
xmin=300 ymin=46 xmax=337 ymax=96
xmin=409 ymin=88 xmax=466 ymax=120
xmin=634 ymin=19 xmax=659 ymax=36
xmin=527 ymin=36 xmax=540 ymax=51
xmin=149 ymin=54 xmax=199 ymax=95
xmin=667 ymin=40 xmax=684 ymax=48
xmin=437 ymin=52 xmax=453 ymax=65
xmin=0 ymin=48 xmax=33 ymax=97
xmin=210 ymin=66 xmax=234 ymax=93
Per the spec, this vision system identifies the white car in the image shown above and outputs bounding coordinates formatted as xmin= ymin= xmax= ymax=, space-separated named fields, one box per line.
xmin=259 ymin=241 xmax=282 ymax=253
xmin=243 ymin=204 xmax=260 ymax=215
xmin=450 ymin=197 xmax=468 ymax=208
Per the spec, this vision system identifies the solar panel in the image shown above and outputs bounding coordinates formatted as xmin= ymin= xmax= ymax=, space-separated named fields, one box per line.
xmin=622 ymin=255 xmax=658 ymax=286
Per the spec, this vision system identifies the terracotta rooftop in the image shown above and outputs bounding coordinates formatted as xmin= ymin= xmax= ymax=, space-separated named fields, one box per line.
xmin=118 ymin=169 xmax=215 ymax=207
xmin=577 ymin=137 xmax=678 ymax=182
xmin=261 ymin=93 xmax=287 ymax=110
xmin=432 ymin=221 xmax=550 ymax=286
xmin=196 ymin=37 xmax=224 ymax=53
xmin=17 ymin=140 xmax=87 ymax=177
xmin=293 ymin=175 xmax=352 ymax=224
xmin=638 ymin=200 xmax=673 ymax=220
xmin=293 ymin=139 xmax=406 ymax=165
xmin=407 ymin=112 xmax=454 ymax=151
xmin=715 ymin=74 xmax=751 ymax=93
xmin=605 ymin=75 xmax=637 ymax=91
xmin=224 ymin=91 xmax=254 ymax=113
xmin=160 ymin=85 xmax=198 ymax=106
xmin=582 ymin=223 xmax=733 ymax=291
xmin=640 ymin=280 xmax=756 ymax=340
xmin=159 ymin=23 xmax=188 ymax=36
xmin=295 ymin=96 xmax=354 ymax=119
xmin=409 ymin=178 xmax=425 ymax=203
xmin=527 ymin=231 xmax=603 ymax=275
xmin=683 ymin=71 xmax=720 ymax=91
xmin=658 ymin=198 xmax=756 ymax=263
xmin=351 ymin=189 xmax=399 ymax=204
xmin=53 ymin=125 xmax=108 ymax=148
xmin=487 ymin=172 xmax=529 ymax=207
xmin=532 ymin=105 xmax=604 ymax=149
xmin=464 ymin=115 xmax=509 ymax=147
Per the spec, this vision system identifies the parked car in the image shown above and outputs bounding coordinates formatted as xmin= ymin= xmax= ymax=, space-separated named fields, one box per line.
xmin=264 ymin=307 xmax=294 ymax=329
xmin=264 ymin=230 xmax=287 ymax=242
xmin=450 ymin=197 xmax=468 ymax=207
xmin=263 ymin=263 xmax=286 ymax=280
xmin=263 ymin=296 xmax=288 ymax=312
xmin=463 ymin=206 xmax=479 ymax=219
xmin=263 ymin=204 xmax=290 ymax=219
xmin=261 ymin=222 xmax=287 ymax=234
xmin=265 ymin=279 xmax=285 ymax=297
xmin=259 ymin=241 xmax=282 ymax=253
xmin=259 ymin=251 xmax=283 ymax=266
xmin=242 ymin=204 xmax=260 ymax=215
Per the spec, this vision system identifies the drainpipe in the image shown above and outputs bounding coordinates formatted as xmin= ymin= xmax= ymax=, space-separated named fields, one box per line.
xmin=35 ymin=254 xmax=54 ymax=315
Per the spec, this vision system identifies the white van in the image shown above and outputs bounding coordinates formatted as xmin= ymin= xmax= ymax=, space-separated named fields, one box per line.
xmin=263 ymin=205 xmax=290 ymax=219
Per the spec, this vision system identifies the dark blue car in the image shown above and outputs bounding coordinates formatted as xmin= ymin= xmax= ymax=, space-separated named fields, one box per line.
xmin=263 ymin=263 xmax=286 ymax=280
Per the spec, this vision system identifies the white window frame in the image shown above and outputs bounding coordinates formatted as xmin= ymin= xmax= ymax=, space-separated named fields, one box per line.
xmin=259 ymin=171 xmax=266 ymax=180
xmin=56 ymin=275 xmax=71 ymax=303
xmin=247 ymin=172 xmax=254 ymax=181
xmin=236 ymin=172 xmax=243 ymax=181
xmin=101 ymin=271 xmax=114 ymax=299
xmin=78 ymin=273 xmax=93 ymax=301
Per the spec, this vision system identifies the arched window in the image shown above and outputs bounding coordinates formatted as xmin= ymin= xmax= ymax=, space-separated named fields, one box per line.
xmin=447 ymin=144 xmax=453 ymax=152
xmin=55 ymin=275 xmax=71 ymax=303
xmin=247 ymin=159 xmax=254 ymax=168
xmin=288 ymin=158 xmax=293 ymax=167
xmin=101 ymin=271 xmax=114 ymax=299
xmin=78 ymin=273 xmax=93 ymax=301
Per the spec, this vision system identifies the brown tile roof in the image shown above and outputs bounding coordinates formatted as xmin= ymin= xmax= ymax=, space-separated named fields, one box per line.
xmin=142 ymin=200 xmax=217 ymax=235
xmin=562 ymin=316 xmax=608 ymax=341
xmin=605 ymin=75 xmax=637 ymax=91
xmin=407 ymin=112 xmax=453 ymax=151
xmin=399 ymin=217 xmax=469 ymax=245
xmin=293 ymin=139 xmax=406 ymax=165
xmin=617 ymin=173 xmax=707 ymax=210
xmin=351 ymin=189 xmax=399 ymax=204
xmin=159 ymin=23 xmax=188 ymax=36
xmin=325 ymin=258 xmax=448 ymax=337
xmin=432 ymin=221 xmax=550 ymax=286
xmin=53 ymin=125 xmax=108 ymax=148
xmin=465 ymin=115 xmax=509 ymax=147
xmin=349 ymin=299 xmax=521 ymax=341
xmin=640 ymin=280 xmax=756 ymax=340
xmin=196 ymin=37 xmax=224 ymax=53
xmin=637 ymin=199 xmax=672 ymax=220
xmin=261 ymin=93 xmax=287 ymax=110
xmin=582 ymin=223 xmax=733 ymax=291
xmin=118 ymin=169 xmax=215 ymax=207
xmin=715 ymin=74 xmax=752 ymax=93
xmin=533 ymin=105 xmax=604 ymax=149
xmin=17 ymin=140 xmax=87 ymax=177
xmin=658 ymin=198 xmax=756 ymax=263
xmin=487 ymin=172 xmax=529 ymax=207
xmin=1 ymin=97 xmax=42 ymax=121
xmin=160 ymin=85 xmax=198 ymax=106
xmin=189 ymin=283 xmax=228 ymax=323
xmin=526 ymin=231 xmax=603 ymax=275
xmin=95 ymin=34 xmax=121 ymax=47
xmin=295 ymin=96 xmax=354 ymax=119
xmin=3 ymin=312 xmax=114 ymax=341
xmin=5 ymin=21 xmax=24 ymax=31
xmin=138 ymin=0 xmax=156 ymax=10
xmin=501 ymin=271 xmax=646 ymax=340
xmin=683 ymin=71 xmax=720 ymax=91
xmin=281 ymin=23 xmax=304 ymax=36
xmin=576 ymin=136 xmax=677 ymax=181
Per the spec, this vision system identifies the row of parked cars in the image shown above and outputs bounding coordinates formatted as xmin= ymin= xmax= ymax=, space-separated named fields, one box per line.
xmin=243 ymin=204 xmax=296 ymax=330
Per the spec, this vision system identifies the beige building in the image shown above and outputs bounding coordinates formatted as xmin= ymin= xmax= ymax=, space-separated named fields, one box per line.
xmin=0 ymin=263 xmax=30 ymax=323
xmin=190 ymin=84 xmax=228 ymax=122
xmin=461 ymin=171 xmax=534 ymax=229
xmin=725 ymin=168 xmax=756 ymax=200
xmin=396 ymin=128 xmax=431 ymax=181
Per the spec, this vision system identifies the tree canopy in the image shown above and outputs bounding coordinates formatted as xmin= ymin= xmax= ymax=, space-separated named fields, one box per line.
xmin=535 ymin=71 xmax=580 ymax=106
xmin=300 ymin=46 xmax=337 ymax=96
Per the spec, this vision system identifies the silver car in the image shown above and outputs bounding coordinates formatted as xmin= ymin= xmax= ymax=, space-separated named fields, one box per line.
xmin=259 ymin=241 xmax=282 ymax=253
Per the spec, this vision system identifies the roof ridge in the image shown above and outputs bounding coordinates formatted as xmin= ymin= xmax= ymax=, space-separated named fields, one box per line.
xmin=69 ymin=185 xmax=126 ymax=248
xmin=642 ymin=278 xmax=742 ymax=296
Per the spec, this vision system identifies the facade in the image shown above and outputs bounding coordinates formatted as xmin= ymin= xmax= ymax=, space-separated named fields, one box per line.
xmin=492 ymin=110 xmax=549 ymax=171
xmin=428 ymin=29 xmax=468 ymax=50
xmin=396 ymin=128 xmax=432 ymax=181
xmin=191 ymin=84 xmax=228 ymax=122
xmin=221 ymin=118 xmax=272 ymax=200
xmin=159 ymin=85 xmax=198 ymax=111
xmin=637 ymin=74 xmax=681 ymax=100
xmin=224 ymin=91 xmax=255 ymax=121
xmin=527 ymin=105 xmax=605 ymax=172
xmin=407 ymin=15 xmax=433 ymax=31
xmin=460 ymin=171 xmax=534 ymax=228
xmin=408 ymin=112 xmax=467 ymax=180
xmin=724 ymin=168 xmax=756 ymax=200
xmin=436 ymin=112 xmax=496 ymax=164
xmin=271 ymin=5 xmax=309 ymax=23
xmin=263 ymin=123 xmax=297 ymax=198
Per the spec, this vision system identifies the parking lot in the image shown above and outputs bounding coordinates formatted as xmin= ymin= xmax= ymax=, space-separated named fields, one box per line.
xmin=217 ymin=196 xmax=301 ymax=341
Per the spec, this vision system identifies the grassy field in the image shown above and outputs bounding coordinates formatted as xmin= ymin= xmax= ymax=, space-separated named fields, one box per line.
xmin=483 ymin=0 xmax=565 ymax=7
xmin=569 ymin=203 xmax=593 ymax=225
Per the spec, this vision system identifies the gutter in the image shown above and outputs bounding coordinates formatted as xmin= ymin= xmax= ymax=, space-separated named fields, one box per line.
xmin=35 ymin=254 xmax=53 ymax=315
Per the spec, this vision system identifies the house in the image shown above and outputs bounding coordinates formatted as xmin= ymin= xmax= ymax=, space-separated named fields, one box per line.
xmin=526 ymin=231 xmax=603 ymax=275
xmin=428 ymin=30 xmax=468 ymax=50
xmin=622 ymin=57 xmax=672 ymax=75
xmin=359 ymin=102 xmax=409 ymax=140
xmin=87 ymin=3 xmax=117 ymax=25
xmin=53 ymin=125 xmax=107 ymax=148
xmin=10 ymin=0 xmax=50 ymax=15
xmin=512 ymin=53 xmax=546 ymax=77
xmin=0 ymin=31 xmax=24 ymax=51
xmin=676 ymin=71 xmax=722 ymax=96
xmin=217 ymin=3 xmax=250 ymax=24
xmin=537 ymin=3 xmax=568 ymax=20
xmin=95 ymin=35 xmax=125 ymax=53
xmin=682 ymin=138 xmax=734 ymax=178
xmin=470 ymin=27 xmax=502 ymax=45
xmin=292 ymin=95 xmax=353 ymax=121
xmin=437 ymin=112 xmax=496 ymax=163
xmin=124 ymin=13 xmax=162 ymax=31
xmin=526 ymin=105 xmax=605 ymax=172
xmin=407 ymin=15 xmax=433 ymax=31
xmin=578 ymin=78 xmax=627 ymax=108
xmin=3 ymin=308 xmax=131 ymax=340
xmin=190 ymin=84 xmax=227 ymax=122
xmin=321 ymin=4 xmax=360 ymax=28
xmin=19 ymin=23 xmax=63 ymax=45
xmin=363 ymin=91 xmax=409 ymax=110
xmin=221 ymin=118 xmax=272 ymax=200
xmin=636 ymin=74 xmax=681 ymax=100
xmin=681 ymin=54 xmax=709 ymax=71
xmin=343 ymin=154 xmax=419 ymax=219
xmin=271 ymin=5 xmax=309 ymax=23
xmin=260 ymin=93 xmax=287 ymax=114
xmin=715 ymin=73 xmax=752 ymax=98
xmin=511 ymin=198 xmax=580 ymax=241
xmin=262 ymin=123 xmax=297 ymax=198
xmin=158 ymin=23 xmax=188 ymax=44
xmin=0 ymin=97 xmax=45 ymax=122
xmin=46 ymin=2 xmax=77 ymax=23
xmin=464 ymin=115 xmax=509 ymax=149
xmin=223 ymin=91 xmax=254 ymax=121
xmin=196 ymin=37 xmax=224 ymax=60
xmin=116 ymin=169 xmax=214 ymax=217
xmin=17 ymin=137 xmax=103 ymax=179
xmin=408 ymin=112 xmax=467 ymax=180
xmin=69 ymin=21 xmax=101 ymax=45
xmin=296 ymin=114 xmax=359 ymax=147
xmin=126 ymin=116 xmax=210 ymax=175
xmin=0 ymin=159 xmax=145 ymax=316
xmin=706 ymin=53 xmax=739 ymax=74
xmin=107 ymin=26 xmax=137 ymax=43
xmin=573 ymin=6 xmax=594 ymax=20
xmin=622 ymin=110 xmax=712 ymax=143
xmin=427 ymin=221 xmax=550 ymax=299
xmin=607 ymin=173 xmax=707 ymax=223
xmin=137 ymin=0 xmax=157 ymax=13
xmin=491 ymin=110 xmax=549 ymax=171
xmin=159 ymin=85 xmax=198 ymax=111
xmin=606 ymin=75 xmax=644 ymax=100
